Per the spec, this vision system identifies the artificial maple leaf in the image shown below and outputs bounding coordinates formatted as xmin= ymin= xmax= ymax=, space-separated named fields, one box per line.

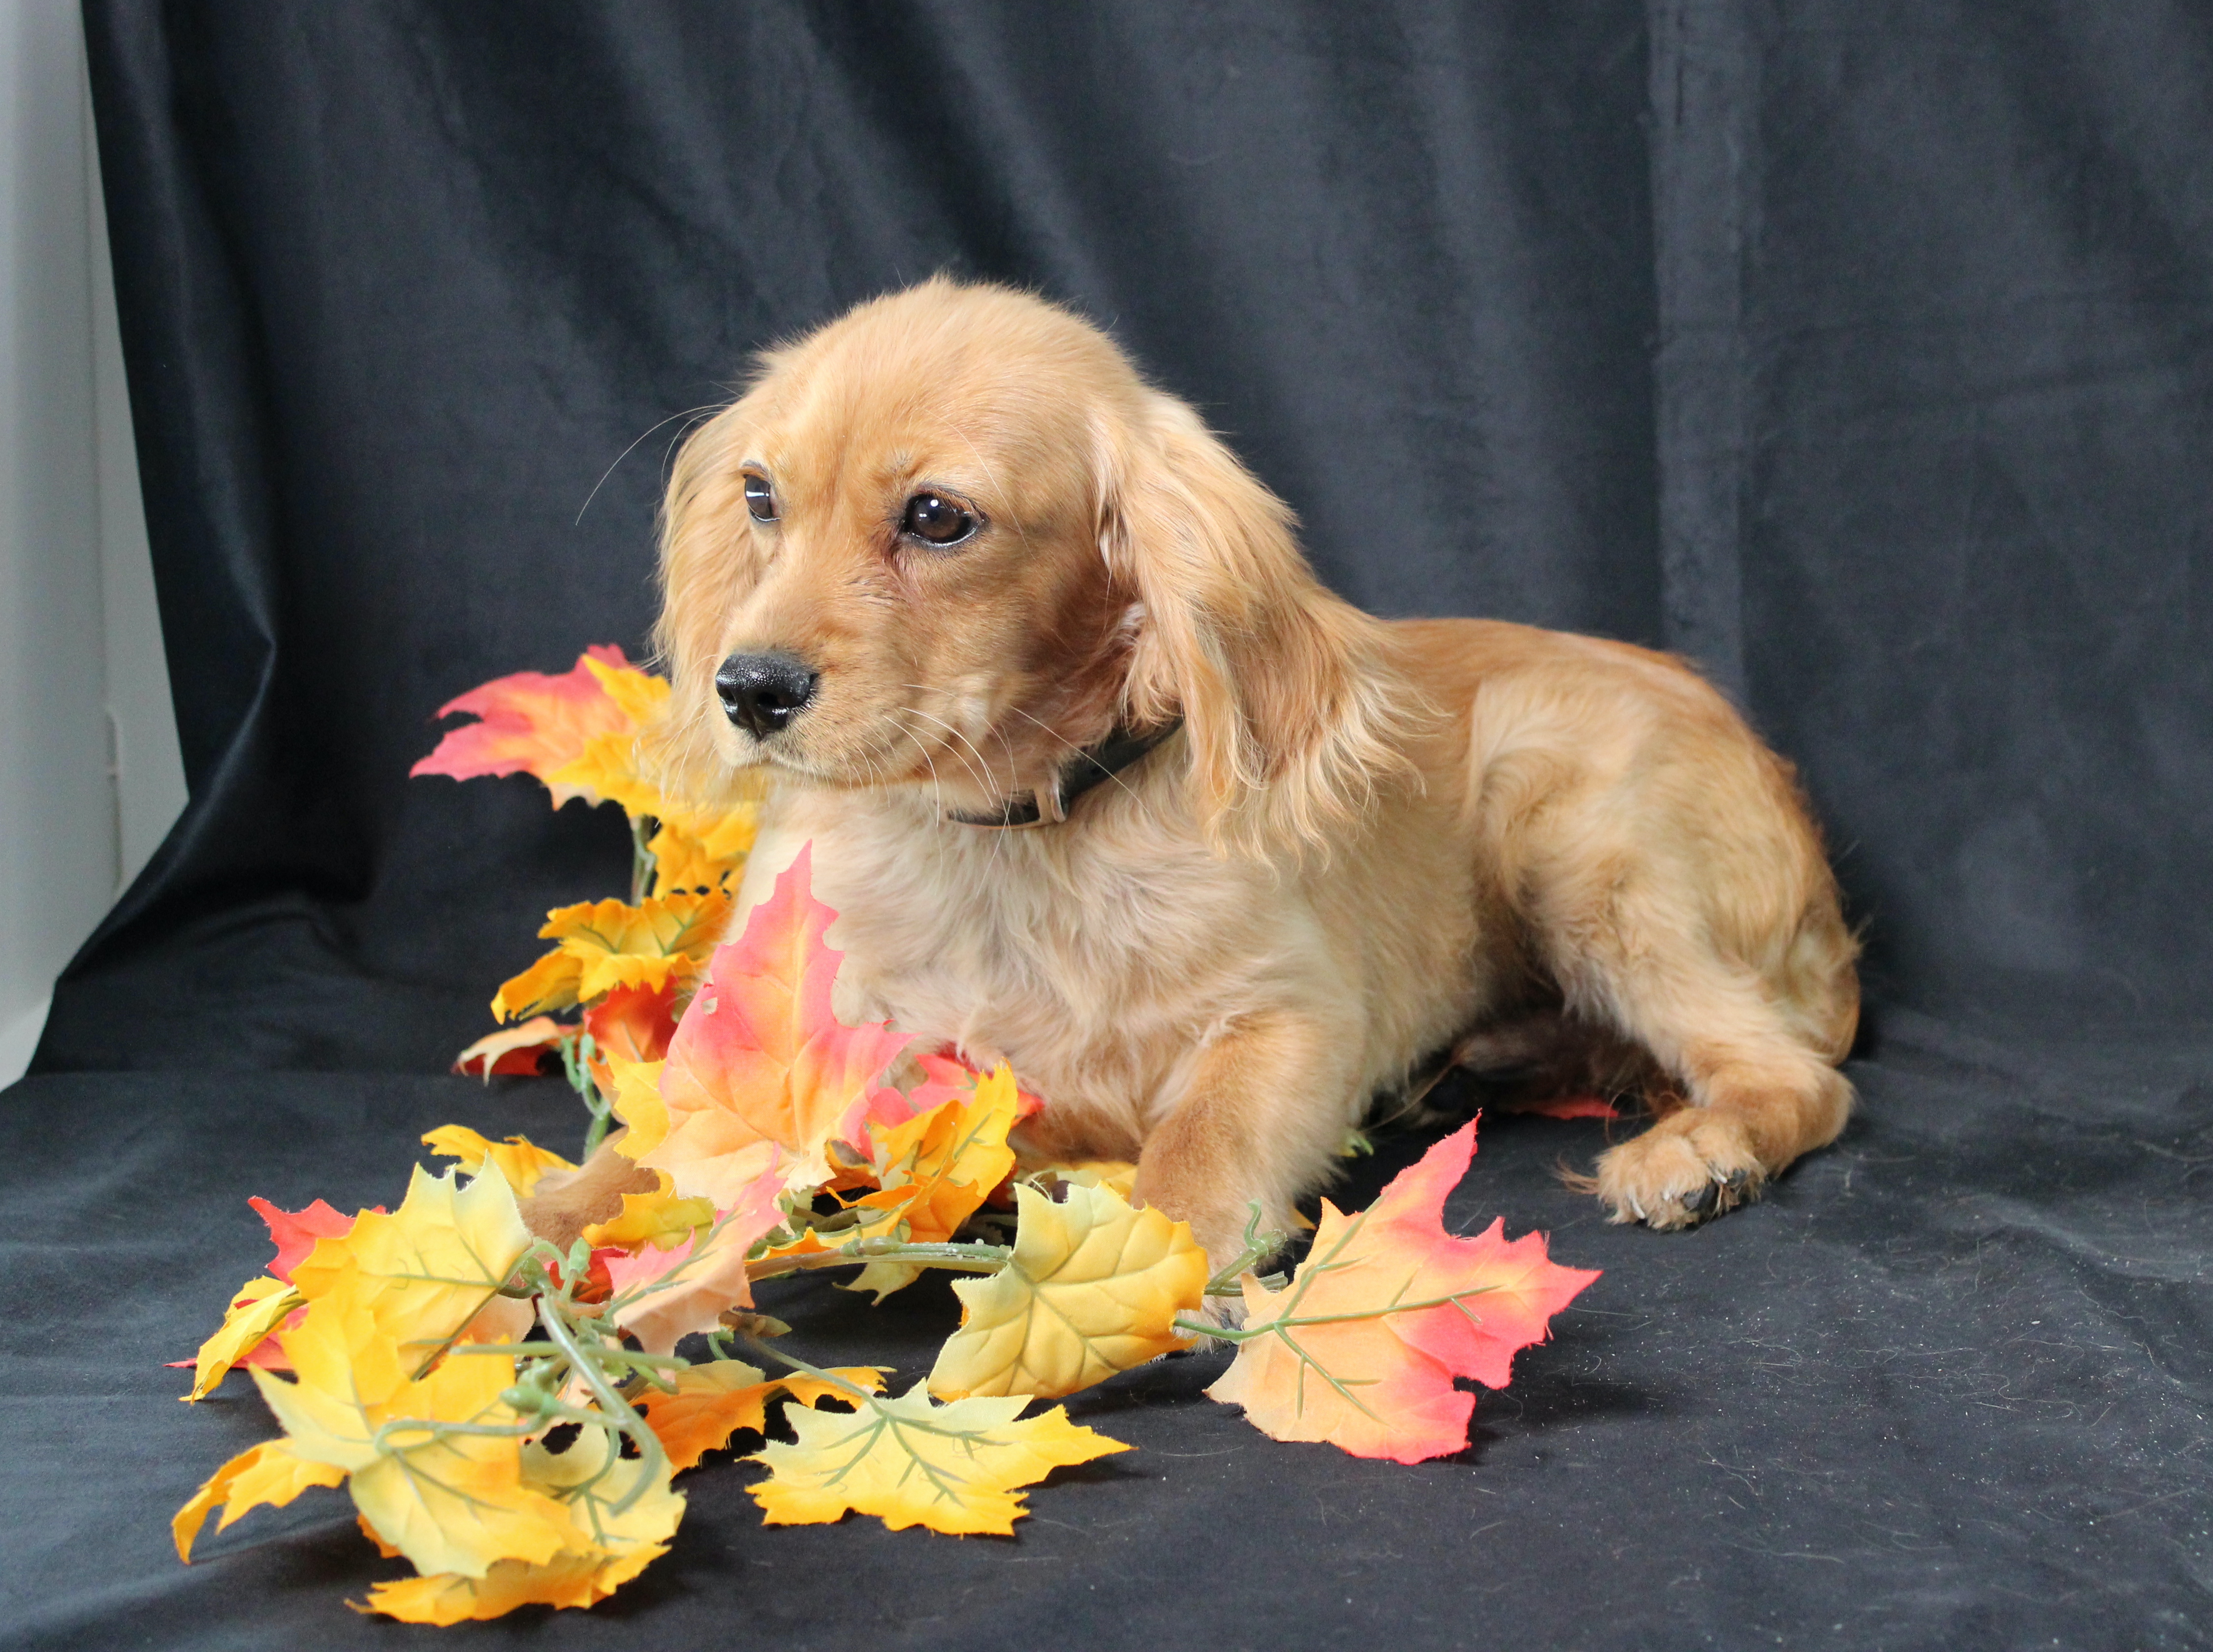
xmin=640 ymin=846 xmax=913 ymax=1202
xmin=748 ymin=1386 xmax=1131 ymax=1535
xmin=537 ymin=655 xmax=676 ymax=819
xmin=181 ymin=1277 xmax=303 ymax=1401
xmin=289 ymin=1163 xmax=534 ymax=1361
xmin=577 ymin=1171 xmax=714 ymax=1252
xmin=359 ymin=1437 xmax=680 ymax=1623
xmin=453 ymin=1017 xmax=566 ymax=1080
xmin=252 ymin=1294 xmax=582 ymax=1577
xmin=420 ymin=1126 xmax=576 ymax=1197
xmin=490 ymin=891 xmax=730 ymax=1023
xmin=174 ymin=1438 xmax=346 ymax=1560
xmin=411 ymin=645 xmax=647 ymax=808
xmin=855 ymin=1050 xmax=1045 ymax=1138
xmin=633 ymin=1359 xmax=889 ymax=1472
xmin=646 ymin=800 xmax=760 ymax=896
xmin=837 ymin=1063 xmax=1025 ymax=1301
xmin=582 ymin=982 xmax=679 ymax=1096
xmin=1501 ymin=1094 xmax=1621 ymax=1121
xmin=1207 ymin=1121 xmax=1599 ymax=1463
xmin=1024 ymin=1160 xmax=1140 ymax=1200
xmin=602 ymin=1162 xmax=787 ymax=1356
xmin=928 ymin=1181 xmax=1208 ymax=1400
xmin=246 ymin=1196 xmax=360 ymax=1282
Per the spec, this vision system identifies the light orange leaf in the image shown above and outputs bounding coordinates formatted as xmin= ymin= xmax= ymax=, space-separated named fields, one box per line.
xmin=1207 ymin=1121 xmax=1599 ymax=1463
xmin=489 ymin=890 xmax=729 ymax=1022
xmin=411 ymin=646 xmax=645 ymax=808
xmin=633 ymin=1359 xmax=889 ymax=1472
xmin=642 ymin=846 xmax=913 ymax=1202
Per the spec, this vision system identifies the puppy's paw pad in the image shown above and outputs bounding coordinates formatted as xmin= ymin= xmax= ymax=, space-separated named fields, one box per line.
xmin=1590 ymin=1116 xmax=1764 ymax=1230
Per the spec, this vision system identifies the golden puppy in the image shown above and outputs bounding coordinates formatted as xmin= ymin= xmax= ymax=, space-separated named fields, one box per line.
xmin=588 ymin=278 xmax=1859 ymax=1272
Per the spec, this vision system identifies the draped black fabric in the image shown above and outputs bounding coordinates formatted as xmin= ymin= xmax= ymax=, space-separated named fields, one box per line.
xmin=7 ymin=3 xmax=2210 ymax=1646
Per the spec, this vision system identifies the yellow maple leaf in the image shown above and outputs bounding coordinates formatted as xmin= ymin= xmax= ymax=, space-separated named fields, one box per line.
xmin=173 ymin=1438 xmax=347 ymax=1560
xmin=634 ymin=1359 xmax=888 ymax=1472
xmin=646 ymin=799 xmax=761 ymax=896
xmin=927 ymin=1181 xmax=1207 ymax=1400
xmin=490 ymin=890 xmax=730 ymax=1023
xmin=577 ymin=1170 xmax=714 ymax=1251
xmin=605 ymin=1055 xmax=672 ymax=1156
xmin=358 ymin=1426 xmax=681 ymax=1622
xmin=833 ymin=1063 xmax=1023 ymax=1303
xmin=420 ymin=1126 xmax=575 ymax=1197
xmin=359 ymin=1550 xmax=653 ymax=1624
xmin=182 ymin=1276 xmax=301 ymax=1401
xmin=1027 ymin=1159 xmax=1140 ymax=1200
xmin=253 ymin=1294 xmax=580 ymax=1578
xmin=868 ymin=1064 xmax=1020 ymax=1244
xmin=748 ymin=1385 xmax=1131 ymax=1535
xmin=289 ymin=1162 xmax=534 ymax=1363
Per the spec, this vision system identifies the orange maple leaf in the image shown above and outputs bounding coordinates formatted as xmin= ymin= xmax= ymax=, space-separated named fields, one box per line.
xmin=490 ymin=890 xmax=728 ymax=1022
xmin=582 ymin=982 xmax=679 ymax=1091
xmin=1208 ymin=1121 xmax=1599 ymax=1463
xmin=411 ymin=646 xmax=644 ymax=807
xmin=637 ymin=845 xmax=913 ymax=1201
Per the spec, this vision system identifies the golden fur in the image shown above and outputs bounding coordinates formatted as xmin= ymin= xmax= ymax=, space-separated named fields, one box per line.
xmin=535 ymin=279 xmax=1860 ymax=1271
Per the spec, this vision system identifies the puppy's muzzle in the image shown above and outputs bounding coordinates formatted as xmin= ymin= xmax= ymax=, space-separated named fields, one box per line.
xmin=716 ymin=651 xmax=818 ymax=739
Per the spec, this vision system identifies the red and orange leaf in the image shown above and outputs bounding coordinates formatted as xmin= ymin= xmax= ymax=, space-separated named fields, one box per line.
xmin=583 ymin=982 xmax=679 ymax=1089
xmin=1207 ymin=1121 xmax=1598 ymax=1463
xmin=1500 ymin=1094 xmax=1621 ymax=1121
xmin=641 ymin=846 xmax=912 ymax=1201
xmin=411 ymin=646 xmax=642 ymax=807
xmin=247 ymin=1197 xmax=361 ymax=1284
xmin=602 ymin=1162 xmax=787 ymax=1356
xmin=454 ymin=1017 xmax=566 ymax=1080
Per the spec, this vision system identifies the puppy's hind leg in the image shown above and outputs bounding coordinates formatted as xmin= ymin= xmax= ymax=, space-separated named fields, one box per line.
xmin=1571 ymin=941 xmax=1854 ymax=1230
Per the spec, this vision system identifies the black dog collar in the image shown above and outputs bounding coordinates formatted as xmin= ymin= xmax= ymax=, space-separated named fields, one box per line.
xmin=945 ymin=718 xmax=1182 ymax=829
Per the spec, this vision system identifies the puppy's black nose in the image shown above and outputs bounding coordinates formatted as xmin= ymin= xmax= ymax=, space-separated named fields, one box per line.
xmin=716 ymin=651 xmax=818 ymax=739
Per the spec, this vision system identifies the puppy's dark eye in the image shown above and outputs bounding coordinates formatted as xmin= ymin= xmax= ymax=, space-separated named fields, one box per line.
xmin=900 ymin=491 xmax=979 ymax=547
xmin=743 ymin=474 xmax=778 ymax=523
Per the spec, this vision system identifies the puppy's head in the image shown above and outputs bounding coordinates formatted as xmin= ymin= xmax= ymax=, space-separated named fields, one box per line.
xmin=652 ymin=278 xmax=1407 ymax=855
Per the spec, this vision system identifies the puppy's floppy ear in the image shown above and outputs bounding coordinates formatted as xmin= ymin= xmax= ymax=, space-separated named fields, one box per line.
xmin=640 ymin=400 xmax=764 ymax=814
xmin=1099 ymin=392 xmax=1414 ymax=857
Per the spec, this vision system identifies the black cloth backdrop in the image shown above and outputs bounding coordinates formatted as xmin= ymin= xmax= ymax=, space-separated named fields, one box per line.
xmin=6 ymin=2 xmax=2210 ymax=1647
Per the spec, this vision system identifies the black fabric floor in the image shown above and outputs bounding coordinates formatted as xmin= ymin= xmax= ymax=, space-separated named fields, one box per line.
xmin=8 ymin=1012 xmax=2212 ymax=1650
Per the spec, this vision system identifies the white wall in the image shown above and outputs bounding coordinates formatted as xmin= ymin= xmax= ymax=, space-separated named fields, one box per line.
xmin=0 ymin=1 xmax=187 ymax=1085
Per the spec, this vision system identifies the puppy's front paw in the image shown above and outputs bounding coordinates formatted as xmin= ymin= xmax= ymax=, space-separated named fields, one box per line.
xmin=1591 ymin=1112 xmax=1765 ymax=1230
